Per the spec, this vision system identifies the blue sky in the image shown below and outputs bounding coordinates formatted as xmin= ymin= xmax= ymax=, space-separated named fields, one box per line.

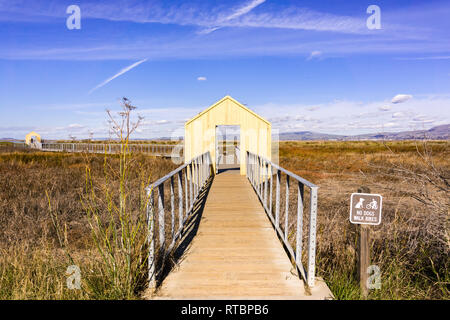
xmin=0 ymin=0 xmax=449 ymax=139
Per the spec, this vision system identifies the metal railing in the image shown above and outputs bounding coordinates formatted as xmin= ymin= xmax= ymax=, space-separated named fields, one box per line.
xmin=246 ymin=151 xmax=318 ymax=287
xmin=145 ymin=151 xmax=213 ymax=286
xmin=40 ymin=142 xmax=181 ymax=157
xmin=216 ymin=144 xmax=240 ymax=171
xmin=12 ymin=143 xmax=27 ymax=148
xmin=235 ymin=145 xmax=240 ymax=163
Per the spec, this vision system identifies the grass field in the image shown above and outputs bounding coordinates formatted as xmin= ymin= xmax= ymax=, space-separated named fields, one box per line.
xmin=278 ymin=140 xmax=449 ymax=299
xmin=0 ymin=140 xmax=448 ymax=299
xmin=0 ymin=143 xmax=178 ymax=299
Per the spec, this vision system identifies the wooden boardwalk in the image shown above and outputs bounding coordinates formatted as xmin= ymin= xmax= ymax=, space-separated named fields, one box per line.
xmin=153 ymin=168 xmax=309 ymax=299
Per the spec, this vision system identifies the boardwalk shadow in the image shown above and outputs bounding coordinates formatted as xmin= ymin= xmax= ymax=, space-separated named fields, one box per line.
xmin=155 ymin=175 xmax=213 ymax=287
xmin=217 ymin=164 xmax=240 ymax=174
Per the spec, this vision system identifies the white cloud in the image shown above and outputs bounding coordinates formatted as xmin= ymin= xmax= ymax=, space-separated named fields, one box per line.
xmin=410 ymin=119 xmax=435 ymax=124
xmin=4 ymin=93 xmax=449 ymax=140
xmin=379 ymin=105 xmax=391 ymax=111
xmin=391 ymin=94 xmax=412 ymax=104
xmin=307 ymin=51 xmax=322 ymax=60
xmin=396 ymin=56 xmax=450 ymax=61
xmin=0 ymin=1 xmax=375 ymax=35
xmin=384 ymin=122 xmax=398 ymax=128
xmin=197 ymin=76 xmax=207 ymax=81
xmin=88 ymin=59 xmax=147 ymax=94
xmin=68 ymin=123 xmax=84 ymax=129
xmin=2 ymin=0 xmax=450 ymax=63
xmin=252 ymin=94 xmax=449 ymax=135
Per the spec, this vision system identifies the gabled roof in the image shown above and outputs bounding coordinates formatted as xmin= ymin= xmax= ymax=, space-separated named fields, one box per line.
xmin=25 ymin=131 xmax=40 ymax=137
xmin=185 ymin=95 xmax=271 ymax=126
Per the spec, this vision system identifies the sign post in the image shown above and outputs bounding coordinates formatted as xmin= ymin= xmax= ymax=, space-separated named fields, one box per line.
xmin=350 ymin=187 xmax=382 ymax=298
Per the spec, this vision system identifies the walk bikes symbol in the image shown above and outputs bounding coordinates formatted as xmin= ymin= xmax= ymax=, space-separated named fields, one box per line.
xmin=355 ymin=198 xmax=378 ymax=210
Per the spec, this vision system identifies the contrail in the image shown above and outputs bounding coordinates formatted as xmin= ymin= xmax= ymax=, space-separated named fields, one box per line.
xmin=200 ymin=0 xmax=266 ymax=34
xmin=88 ymin=58 xmax=148 ymax=94
xmin=225 ymin=0 xmax=266 ymax=21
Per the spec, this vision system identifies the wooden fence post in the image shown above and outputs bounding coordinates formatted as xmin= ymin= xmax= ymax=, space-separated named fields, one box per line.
xmin=357 ymin=186 xmax=371 ymax=298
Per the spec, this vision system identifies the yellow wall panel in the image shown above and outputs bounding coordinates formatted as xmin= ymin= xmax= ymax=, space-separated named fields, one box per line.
xmin=185 ymin=96 xmax=271 ymax=175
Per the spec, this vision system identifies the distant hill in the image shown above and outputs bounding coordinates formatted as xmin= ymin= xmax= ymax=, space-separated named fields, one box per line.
xmin=278 ymin=124 xmax=450 ymax=141
xmin=3 ymin=125 xmax=448 ymax=142
xmin=0 ymin=138 xmax=24 ymax=143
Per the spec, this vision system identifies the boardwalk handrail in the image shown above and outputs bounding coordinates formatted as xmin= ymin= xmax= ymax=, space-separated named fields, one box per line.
xmin=216 ymin=144 xmax=240 ymax=168
xmin=40 ymin=142 xmax=181 ymax=157
xmin=145 ymin=151 xmax=213 ymax=287
xmin=246 ymin=151 xmax=318 ymax=287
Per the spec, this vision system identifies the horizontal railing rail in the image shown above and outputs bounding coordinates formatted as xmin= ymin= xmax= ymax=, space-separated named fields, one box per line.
xmin=145 ymin=151 xmax=213 ymax=287
xmin=246 ymin=151 xmax=318 ymax=287
xmin=39 ymin=142 xmax=182 ymax=157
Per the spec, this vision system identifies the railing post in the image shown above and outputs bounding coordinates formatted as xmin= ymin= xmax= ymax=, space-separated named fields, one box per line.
xmin=269 ymin=164 xmax=273 ymax=215
xmin=200 ymin=155 xmax=203 ymax=187
xmin=184 ymin=168 xmax=189 ymax=218
xmin=284 ymin=175 xmax=290 ymax=242
xmin=197 ymin=156 xmax=203 ymax=191
xmin=257 ymin=156 xmax=261 ymax=197
xmin=204 ymin=153 xmax=207 ymax=180
xmin=307 ymin=186 xmax=318 ymax=287
xmin=192 ymin=159 xmax=196 ymax=199
xmin=198 ymin=157 xmax=201 ymax=192
xmin=205 ymin=153 xmax=208 ymax=183
xmin=245 ymin=152 xmax=248 ymax=178
xmin=199 ymin=155 xmax=203 ymax=187
xmin=170 ymin=176 xmax=175 ymax=241
xmin=252 ymin=153 xmax=255 ymax=187
xmin=194 ymin=159 xmax=198 ymax=198
xmin=296 ymin=182 xmax=304 ymax=273
xmin=205 ymin=153 xmax=209 ymax=179
xmin=197 ymin=156 xmax=202 ymax=189
xmin=275 ymin=169 xmax=280 ymax=228
xmin=264 ymin=161 xmax=268 ymax=209
xmin=178 ymin=171 xmax=183 ymax=233
xmin=146 ymin=188 xmax=156 ymax=287
xmin=189 ymin=163 xmax=193 ymax=210
xmin=203 ymin=153 xmax=207 ymax=186
xmin=248 ymin=153 xmax=251 ymax=182
xmin=199 ymin=157 xmax=202 ymax=192
xmin=259 ymin=157 xmax=263 ymax=197
xmin=253 ymin=154 xmax=257 ymax=191
xmin=157 ymin=184 xmax=165 ymax=254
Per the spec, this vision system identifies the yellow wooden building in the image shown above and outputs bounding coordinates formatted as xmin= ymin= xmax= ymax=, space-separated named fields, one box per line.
xmin=184 ymin=96 xmax=271 ymax=175
xmin=25 ymin=131 xmax=41 ymax=146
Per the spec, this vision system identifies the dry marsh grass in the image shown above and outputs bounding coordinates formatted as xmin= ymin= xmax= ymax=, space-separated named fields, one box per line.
xmin=279 ymin=140 xmax=449 ymax=300
xmin=0 ymin=140 xmax=448 ymax=300
xmin=0 ymin=147 xmax=177 ymax=299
